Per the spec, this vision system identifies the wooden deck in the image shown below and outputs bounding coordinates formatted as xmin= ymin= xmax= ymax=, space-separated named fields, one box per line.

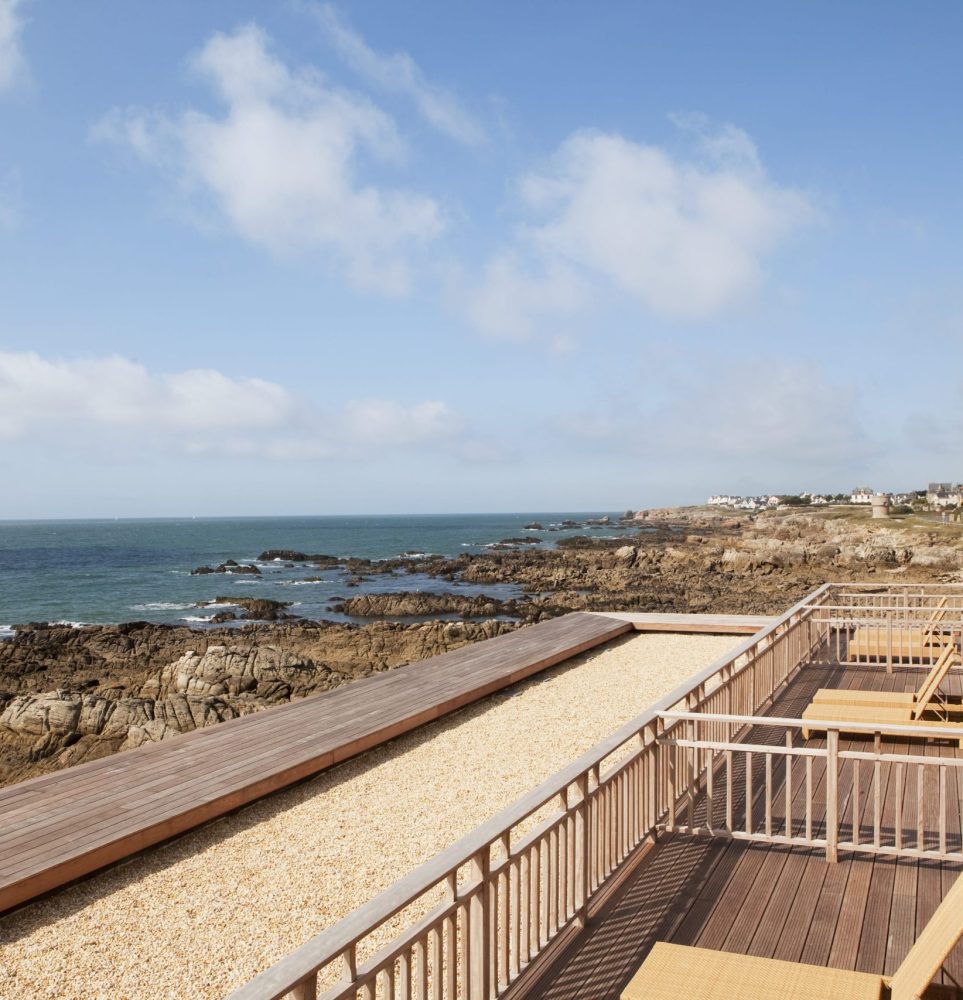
xmin=0 ymin=611 xmax=633 ymax=914
xmin=524 ymin=656 xmax=963 ymax=1000
xmin=591 ymin=612 xmax=776 ymax=634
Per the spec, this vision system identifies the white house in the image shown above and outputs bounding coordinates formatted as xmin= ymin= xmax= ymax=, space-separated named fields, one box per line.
xmin=851 ymin=486 xmax=874 ymax=504
xmin=927 ymin=483 xmax=962 ymax=508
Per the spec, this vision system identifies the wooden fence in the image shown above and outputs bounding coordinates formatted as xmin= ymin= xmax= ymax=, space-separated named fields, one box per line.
xmin=659 ymin=711 xmax=963 ymax=864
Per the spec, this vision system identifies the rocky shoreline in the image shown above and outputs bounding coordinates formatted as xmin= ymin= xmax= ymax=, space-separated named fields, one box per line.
xmin=2 ymin=505 xmax=961 ymax=787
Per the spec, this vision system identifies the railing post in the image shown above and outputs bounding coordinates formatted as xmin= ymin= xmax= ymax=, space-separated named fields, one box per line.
xmin=643 ymin=722 xmax=657 ymax=840
xmin=468 ymin=848 xmax=490 ymax=1000
xmin=826 ymin=729 xmax=839 ymax=863
xmin=570 ymin=774 xmax=589 ymax=927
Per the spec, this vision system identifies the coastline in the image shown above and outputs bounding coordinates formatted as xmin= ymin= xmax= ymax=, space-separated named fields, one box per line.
xmin=1 ymin=504 xmax=961 ymax=788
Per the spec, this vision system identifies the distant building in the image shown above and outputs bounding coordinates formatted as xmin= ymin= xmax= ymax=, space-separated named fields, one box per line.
xmin=927 ymin=482 xmax=959 ymax=504
xmin=927 ymin=483 xmax=962 ymax=508
xmin=851 ymin=487 xmax=874 ymax=504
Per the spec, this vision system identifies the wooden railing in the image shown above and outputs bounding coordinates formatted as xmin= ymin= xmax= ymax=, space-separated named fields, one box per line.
xmin=226 ymin=589 xmax=830 ymax=1000
xmin=825 ymin=583 xmax=963 ymax=613
xmin=659 ymin=711 xmax=963 ymax=864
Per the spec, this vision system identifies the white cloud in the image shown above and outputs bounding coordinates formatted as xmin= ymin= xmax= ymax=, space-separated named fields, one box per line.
xmin=463 ymin=252 xmax=586 ymax=340
xmin=0 ymin=0 xmax=26 ymax=94
xmin=342 ymin=398 xmax=464 ymax=446
xmin=467 ymin=121 xmax=814 ymax=337
xmin=0 ymin=351 xmax=467 ymax=459
xmin=553 ymin=359 xmax=871 ymax=470
xmin=94 ymin=23 xmax=445 ymax=294
xmin=313 ymin=3 xmax=485 ymax=146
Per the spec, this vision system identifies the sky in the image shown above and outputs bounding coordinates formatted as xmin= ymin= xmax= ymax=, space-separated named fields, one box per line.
xmin=1 ymin=1 xmax=962 ymax=517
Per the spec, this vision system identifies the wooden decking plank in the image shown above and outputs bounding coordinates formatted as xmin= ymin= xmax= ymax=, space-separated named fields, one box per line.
xmin=720 ymin=844 xmax=792 ymax=955
xmin=885 ymin=859 xmax=920 ymax=976
xmin=668 ymin=840 xmax=746 ymax=947
xmin=744 ymin=846 xmax=810 ymax=958
xmin=770 ymin=849 xmax=830 ymax=963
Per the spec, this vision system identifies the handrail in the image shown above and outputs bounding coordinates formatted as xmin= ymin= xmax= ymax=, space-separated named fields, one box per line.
xmin=659 ymin=709 xmax=963 ymax=740
xmin=228 ymin=588 xmax=829 ymax=999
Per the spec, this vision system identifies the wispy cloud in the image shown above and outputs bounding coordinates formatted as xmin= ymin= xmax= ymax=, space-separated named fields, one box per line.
xmin=552 ymin=358 xmax=872 ymax=471
xmin=0 ymin=351 xmax=470 ymax=460
xmin=93 ymin=23 xmax=445 ymax=295
xmin=312 ymin=3 xmax=485 ymax=146
xmin=0 ymin=0 xmax=27 ymax=94
xmin=466 ymin=119 xmax=815 ymax=338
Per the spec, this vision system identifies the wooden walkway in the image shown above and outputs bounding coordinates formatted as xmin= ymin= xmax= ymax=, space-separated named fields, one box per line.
xmin=525 ymin=657 xmax=963 ymax=1000
xmin=591 ymin=612 xmax=775 ymax=634
xmin=0 ymin=612 xmax=631 ymax=913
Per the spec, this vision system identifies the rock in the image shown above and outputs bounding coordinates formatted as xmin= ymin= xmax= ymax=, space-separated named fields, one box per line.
xmin=191 ymin=562 xmax=261 ymax=576
xmin=0 ymin=616 xmax=519 ymax=785
xmin=331 ymin=592 xmax=519 ymax=620
xmin=257 ymin=550 xmax=341 ymax=565
xmin=211 ymin=597 xmax=294 ymax=621
xmin=614 ymin=545 xmax=637 ymax=565
xmin=258 ymin=549 xmax=310 ymax=562
xmin=523 ymin=522 xmax=544 ymax=530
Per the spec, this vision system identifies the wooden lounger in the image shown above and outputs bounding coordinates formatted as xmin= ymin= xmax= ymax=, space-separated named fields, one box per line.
xmin=847 ymin=635 xmax=948 ymax=662
xmin=621 ymin=871 xmax=963 ymax=1000
xmin=811 ymin=645 xmax=961 ymax=712
xmin=800 ymin=703 xmax=963 ymax=746
xmin=847 ymin=598 xmax=951 ymax=661
xmin=802 ymin=647 xmax=963 ymax=741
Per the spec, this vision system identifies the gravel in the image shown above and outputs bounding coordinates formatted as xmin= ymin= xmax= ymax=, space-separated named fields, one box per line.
xmin=0 ymin=631 xmax=736 ymax=1000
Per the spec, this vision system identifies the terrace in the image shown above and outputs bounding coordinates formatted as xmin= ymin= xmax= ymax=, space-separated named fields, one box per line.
xmin=231 ymin=584 xmax=963 ymax=1000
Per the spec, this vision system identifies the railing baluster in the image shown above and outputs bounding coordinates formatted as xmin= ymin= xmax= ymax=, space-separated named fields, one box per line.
xmin=852 ymin=759 xmax=860 ymax=847
xmin=873 ymin=757 xmax=881 ymax=849
xmin=826 ymin=730 xmax=838 ymax=863
xmin=726 ymin=749 xmax=733 ymax=832
xmin=745 ymin=751 xmax=753 ymax=836
xmin=765 ymin=753 xmax=772 ymax=838
xmin=939 ymin=765 xmax=947 ymax=856
xmin=917 ymin=765 xmax=925 ymax=852
xmin=785 ymin=731 xmax=793 ymax=838
xmin=428 ymin=928 xmax=441 ymax=1000
xmin=292 ymin=974 xmax=318 ymax=1000
xmin=895 ymin=764 xmax=904 ymax=852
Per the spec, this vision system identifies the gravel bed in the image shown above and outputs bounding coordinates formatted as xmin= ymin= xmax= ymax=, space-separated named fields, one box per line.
xmin=0 ymin=632 xmax=736 ymax=999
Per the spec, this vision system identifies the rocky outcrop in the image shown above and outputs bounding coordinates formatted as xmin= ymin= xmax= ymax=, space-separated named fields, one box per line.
xmin=258 ymin=550 xmax=341 ymax=566
xmin=191 ymin=560 xmax=261 ymax=576
xmin=330 ymin=591 xmax=519 ymax=619
xmin=209 ymin=596 xmax=295 ymax=621
xmin=0 ymin=617 xmax=517 ymax=786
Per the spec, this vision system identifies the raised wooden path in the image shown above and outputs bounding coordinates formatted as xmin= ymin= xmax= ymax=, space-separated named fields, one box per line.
xmin=0 ymin=612 xmax=636 ymax=914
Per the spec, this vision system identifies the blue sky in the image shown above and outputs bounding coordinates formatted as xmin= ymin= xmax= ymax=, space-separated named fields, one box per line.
xmin=1 ymin=1 xmax=962 ymax=517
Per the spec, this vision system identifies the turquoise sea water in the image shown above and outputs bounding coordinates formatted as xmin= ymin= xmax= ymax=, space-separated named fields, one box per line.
xmin=0 ymin=513 xmax=632 ymax=631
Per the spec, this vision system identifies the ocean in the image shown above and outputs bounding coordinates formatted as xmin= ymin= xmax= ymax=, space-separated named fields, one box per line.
xmin=0 ymin=513 xmax=631 ymax=632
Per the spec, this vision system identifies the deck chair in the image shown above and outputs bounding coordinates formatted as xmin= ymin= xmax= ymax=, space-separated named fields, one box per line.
xmin=847 ymin=597 xmax=951 ymax=662
xmin=811 ymin=644 xmax=963 ymax=714
xmin=620 ymin=871 xmax=963 ymax=1000
xmin=802 ymin=645 xmax=963 ymax=743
